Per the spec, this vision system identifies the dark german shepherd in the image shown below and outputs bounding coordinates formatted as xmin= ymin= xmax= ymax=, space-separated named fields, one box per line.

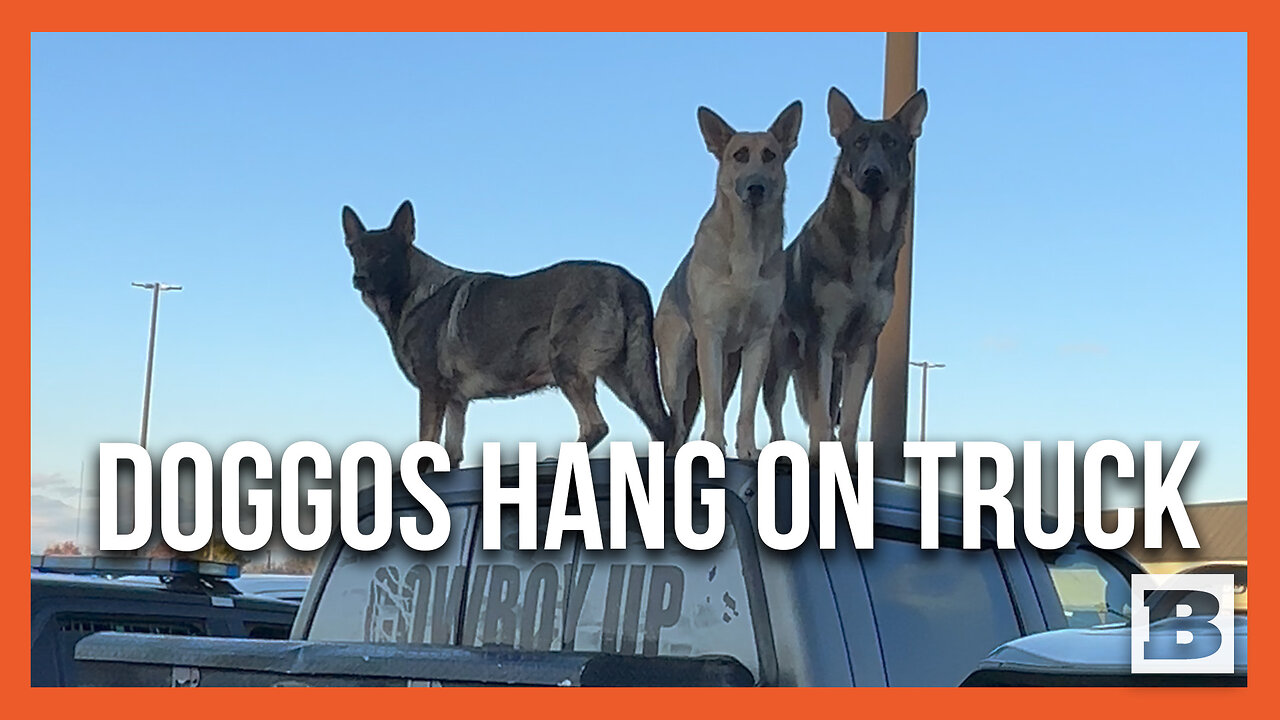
xmin=764 ymin=87 xmax=927 ymax=460
xmin=342 ymin=200 xmax=673 ymax=464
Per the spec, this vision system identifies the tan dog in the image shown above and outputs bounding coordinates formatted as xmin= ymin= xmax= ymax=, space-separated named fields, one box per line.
xmin=655 ymin=101 xmax=802 ymax=459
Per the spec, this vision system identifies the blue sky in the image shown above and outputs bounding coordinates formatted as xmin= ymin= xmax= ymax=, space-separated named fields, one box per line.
xmin=30 ymin=33 xmax=1247 ymax=551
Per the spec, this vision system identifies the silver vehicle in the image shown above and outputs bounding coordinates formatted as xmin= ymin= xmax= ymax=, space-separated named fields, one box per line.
xmin=231 ymin=575 xmax=312 ymax=604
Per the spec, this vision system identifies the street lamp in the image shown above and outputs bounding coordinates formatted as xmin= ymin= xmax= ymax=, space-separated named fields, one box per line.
xmin=909 ymin=360 xmax=945 ymax=442
xmin=132 ymin=282 xmax=182 ymax=448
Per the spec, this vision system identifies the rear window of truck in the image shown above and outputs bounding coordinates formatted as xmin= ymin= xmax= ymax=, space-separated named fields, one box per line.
xmin=306 ymin=498 xmax=764 ymax=680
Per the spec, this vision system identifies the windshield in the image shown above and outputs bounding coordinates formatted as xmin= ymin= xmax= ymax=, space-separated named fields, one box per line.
xmin=1043 ymin=547 xmax=1135 ymax=627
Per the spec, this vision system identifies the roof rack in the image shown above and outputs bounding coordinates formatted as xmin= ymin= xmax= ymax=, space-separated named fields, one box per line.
xmin=30 ymin=555 xmax=240 ymax=580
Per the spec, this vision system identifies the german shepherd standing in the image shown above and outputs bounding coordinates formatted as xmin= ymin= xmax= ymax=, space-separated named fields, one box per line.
xmin=343 ymin=200 xmax=673 ymax=465
xmin=655 ymin=101 xmax=802 ymax=459
xmin=764 ymin=87 xmax=927 ymax=458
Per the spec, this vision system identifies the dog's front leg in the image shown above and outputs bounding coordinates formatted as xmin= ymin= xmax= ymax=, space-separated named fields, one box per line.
xmin=763 ymin=362 xmax=787 ymax=443
xmin=807 ymin=341 xmax=837 ymax=455
xmin=837 ymin=342 xmax=877 ymax=464
xmin=443 ymin=399 xmax=468 ymax=467
xmin=763 ymin=322 xmax=795 ymax=442
xmin=734 ymin=333 xmax=772 ymax=461
xmin=418 ymin=390 xmax=446 ymax=443
xmin=693 ymin=326 xmax=727 ymax=452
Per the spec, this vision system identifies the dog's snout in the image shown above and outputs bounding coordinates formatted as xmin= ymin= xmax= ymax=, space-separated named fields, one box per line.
xmin=738 ymin=175 xmax=772 ymax=207
xmin=856 ymin=166 xmax=886 ymax=197
xmin=352 ymin=273 xmax=367 ymax=289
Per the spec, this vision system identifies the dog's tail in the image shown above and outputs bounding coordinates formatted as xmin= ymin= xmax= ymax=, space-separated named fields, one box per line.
xmin=608 ymin=272 xmax=676 ymax=445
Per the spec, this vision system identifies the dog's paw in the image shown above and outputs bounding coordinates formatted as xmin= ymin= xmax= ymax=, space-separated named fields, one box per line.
xmin=735 ymin=441 xmax=760 ymax=463
xmin=701 ymin=431 xmax=727 ymax=454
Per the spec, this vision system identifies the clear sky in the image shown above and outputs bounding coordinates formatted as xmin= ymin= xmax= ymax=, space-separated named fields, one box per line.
xmin=30 ymin=33 xmax=1247 ymax=552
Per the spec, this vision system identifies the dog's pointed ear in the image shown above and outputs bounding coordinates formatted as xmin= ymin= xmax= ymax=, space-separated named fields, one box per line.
xmin=697 ymin=106 xmax=737 ymax=158
xmin=891 ymin=88 xmax=927 ymax=139
xmin=390 ymin=200 xmax=415 ymax=245
xmin=768 ymin=100 xmax=803 ymax=160
xmin=827 ymin=86 xmax=862 ymax=139
xmin=341 ymin=205 xmax=366 ymax=246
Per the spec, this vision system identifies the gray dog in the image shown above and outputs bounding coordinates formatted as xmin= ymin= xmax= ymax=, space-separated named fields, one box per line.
xmin=764 ymin=87 xmax=927 ymax=459
xmin=343 ymin=200 xmax=673 ymax=464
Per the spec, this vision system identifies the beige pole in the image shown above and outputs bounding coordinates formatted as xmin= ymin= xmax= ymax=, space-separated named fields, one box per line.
xmin=871 ymin=32 xmax=919 ymax=481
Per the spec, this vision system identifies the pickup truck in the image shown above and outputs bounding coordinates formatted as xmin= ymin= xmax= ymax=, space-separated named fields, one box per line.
xmin=70 ymin=457 xmax=1244 ymax=687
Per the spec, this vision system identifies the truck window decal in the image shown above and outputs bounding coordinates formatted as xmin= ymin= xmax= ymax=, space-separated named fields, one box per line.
xmin=308 ymin=501 xmax=758 ymax=679
xmin=362 ymin=560 xmax=686 ymax=654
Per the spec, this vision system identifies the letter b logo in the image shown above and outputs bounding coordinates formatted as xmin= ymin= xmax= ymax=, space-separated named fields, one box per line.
xmin=1131 ymin=573 xmax=1235 ymax=674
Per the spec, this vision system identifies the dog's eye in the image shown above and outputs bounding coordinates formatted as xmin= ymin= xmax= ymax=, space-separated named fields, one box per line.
xmin=733 ymin=147 xmax=750 ymax=163
xmin=761 ymin=148 xmax=776 ymax=163
xmin=853 ymin=135 xmax=869 ymax=149
xmin=882 ymin=134 xmax=897 ymax=149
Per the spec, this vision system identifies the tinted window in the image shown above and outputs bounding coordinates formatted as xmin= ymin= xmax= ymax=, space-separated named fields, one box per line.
xmin=56 ymin=615 xmax=205 ymax=636
xmin=307 ymin=505 xmax=474 ymax=644
xmin=50 ymin=613 xmax=206 ymax=687
xmin=859 ymin=536 xmax=1021 ymax=686
xmin=1044 ymin=547 xmax=1133 ymax=627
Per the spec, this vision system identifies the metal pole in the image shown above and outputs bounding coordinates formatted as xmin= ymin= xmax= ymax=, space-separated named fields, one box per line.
xmin=75 ymin=459 xmax=85 ymax=550
xmin=139 ymin=283 xmax=160 ymax=448
xmin=919 ymin=363 xmax=928 ymax=442
xmin=909 ymin=360 xmax=945 ymax=442
xmin=872 ymin=31 xmax=920 ymax=481
xmin=133 ymin=282 xmax=181 ymax=449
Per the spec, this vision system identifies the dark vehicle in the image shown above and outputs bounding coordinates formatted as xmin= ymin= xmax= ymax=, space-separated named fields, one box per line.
xmin=68 ymin=458 xmax=1245 ymax=686
xmin=32 ymin=555 xmax=299 ymax=686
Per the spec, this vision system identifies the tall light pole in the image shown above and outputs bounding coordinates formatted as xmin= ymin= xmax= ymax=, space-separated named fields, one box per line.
xmin=872 ymin=31 xmax=921 ymax=480
xmin=909 ymin=360 xmax=944 ymax=442
xmin=132 ymin=282 xmax=182 ymax=448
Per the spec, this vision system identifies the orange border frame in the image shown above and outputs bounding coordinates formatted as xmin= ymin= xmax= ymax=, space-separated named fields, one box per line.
xmin=8 ymin=12 xmax=1261 ymax=715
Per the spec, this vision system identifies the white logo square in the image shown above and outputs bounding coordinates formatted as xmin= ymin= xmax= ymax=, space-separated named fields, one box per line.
xmin=1131 ymin=573 xmax=1235 ymax=674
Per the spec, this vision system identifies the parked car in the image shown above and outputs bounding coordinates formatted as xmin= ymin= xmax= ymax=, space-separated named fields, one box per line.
xmin=230 ymin=574 xmax=312 ymax=604
xmin=31 ymin=555 xmax=299 ymax=686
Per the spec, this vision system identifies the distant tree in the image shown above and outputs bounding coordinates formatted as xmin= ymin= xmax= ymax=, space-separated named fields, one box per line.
xmin=43 ymin=540 xmax=82 ymax=556
xmin=144 ymin=535 xmax=246 ymax=565
xmin=276 ymin=554 xmax=320 ymax=575
xmin=199 ymin=538 xmax=245 ymax=565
